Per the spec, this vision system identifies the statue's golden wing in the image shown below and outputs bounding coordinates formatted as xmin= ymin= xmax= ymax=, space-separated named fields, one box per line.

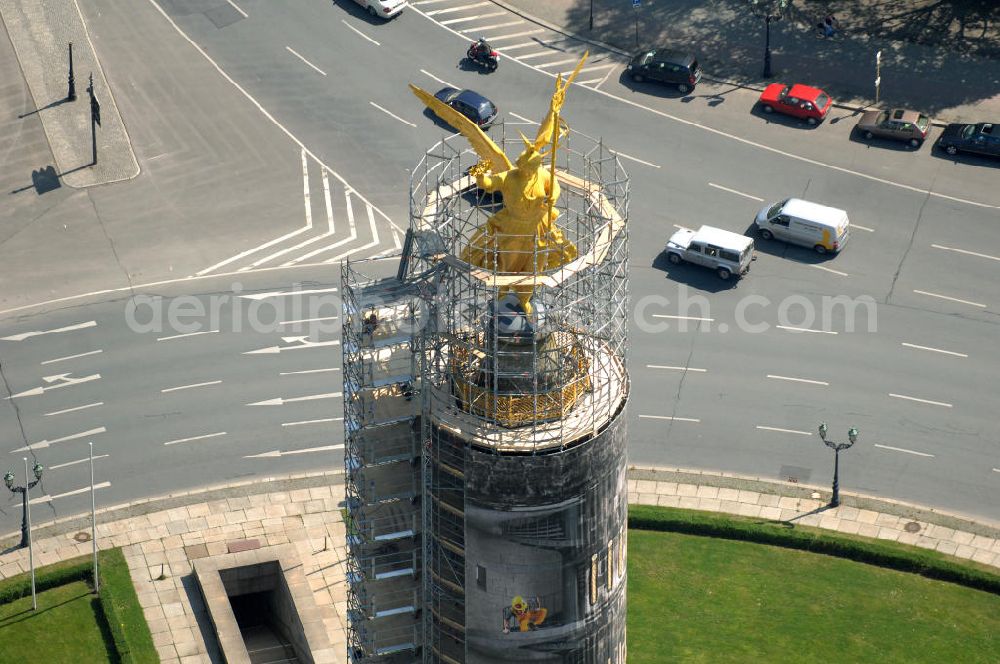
xmin=533 ymin=51 xmax=589 ymax=151
xmin=409 ymin=84 xmax=512 ymax=172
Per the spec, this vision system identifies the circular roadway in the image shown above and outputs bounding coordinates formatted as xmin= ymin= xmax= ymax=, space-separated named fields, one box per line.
xmin=1 ymin=0 xmax=998 ymax=534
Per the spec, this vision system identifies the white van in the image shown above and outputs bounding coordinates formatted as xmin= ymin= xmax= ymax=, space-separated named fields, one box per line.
xmin=754 ymin=198 xmax=850 ymax=254
xmin=665 ymin=225 xmax=755 ymax=280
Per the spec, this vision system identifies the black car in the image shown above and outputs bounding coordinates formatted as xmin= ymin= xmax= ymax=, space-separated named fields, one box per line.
xmin=433 ymin=87 xmax=498 ymax=129
xmin=626 ymin=48 xmax=701 ymax=93
xmin=936 ymin=122 xmax=1000 ymax=158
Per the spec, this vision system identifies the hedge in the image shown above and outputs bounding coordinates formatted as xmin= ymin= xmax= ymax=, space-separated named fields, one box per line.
xmin=629 ymin=504 xmax=1000 ymax=595
xmin=0 ymin=548 xmax=159 ymax=663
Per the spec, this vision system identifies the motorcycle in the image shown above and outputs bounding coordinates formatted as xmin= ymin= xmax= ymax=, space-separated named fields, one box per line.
xmin=467 ymin=42 xmax=499 ymax=71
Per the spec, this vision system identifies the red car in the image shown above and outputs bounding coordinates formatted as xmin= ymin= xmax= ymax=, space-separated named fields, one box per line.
xmin=759 ymin=83 xmax=832 ymax=125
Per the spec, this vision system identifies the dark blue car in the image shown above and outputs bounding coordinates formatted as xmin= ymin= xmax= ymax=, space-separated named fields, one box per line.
xmin=936 ymin=122 xmax=1000 ymax=158
xmin=433 ymin=87 xmax=498 ymax=129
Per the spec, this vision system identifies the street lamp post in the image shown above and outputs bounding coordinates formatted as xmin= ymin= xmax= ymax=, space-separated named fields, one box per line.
xmin=749 ymin=0 xmax=788 ymax=79
xmin=818 ymin=423 xmax=858 ymax=508
xmin=4 ymin=462 xmax=43 ymax=549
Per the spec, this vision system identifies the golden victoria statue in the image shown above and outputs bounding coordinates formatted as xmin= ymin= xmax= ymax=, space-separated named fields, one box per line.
xmin=409 ymin=53 xmax=589 ymax=314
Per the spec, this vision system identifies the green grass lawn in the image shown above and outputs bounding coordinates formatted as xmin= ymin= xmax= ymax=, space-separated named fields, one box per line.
xmin=0 ymin=580 xmax=114 ymax=662
xmin=628 ymin=529 xmax=1000 ymax=663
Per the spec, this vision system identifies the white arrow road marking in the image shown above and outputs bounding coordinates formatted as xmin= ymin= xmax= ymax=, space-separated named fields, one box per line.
xmin=243 ymin=338 xmax=340 ymax=355
xmin=12 ymin=426 xmax=107 ymax=452
xmin=6 ymin=373 xmax=101 ymax=399
xmin=244 ymin=444 xmax=343 ymax=459
xmin=239 ymin=287 xmax=339 ymax=301
xmin=41 ymin=349 xmax=103 ymax=365
xmin=31 ymin=481 xmax=112 ymax=505
xmin=1 ymin=320 xmax=97 ymax=342
xmin=247 ymin=392 xmax=342 ymax=406
xmin=164 ymin=431 xmax=227 ymax=446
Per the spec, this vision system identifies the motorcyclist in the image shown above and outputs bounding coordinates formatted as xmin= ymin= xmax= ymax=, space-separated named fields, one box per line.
xmin=471 ymin=37 xmax=492 ymax=60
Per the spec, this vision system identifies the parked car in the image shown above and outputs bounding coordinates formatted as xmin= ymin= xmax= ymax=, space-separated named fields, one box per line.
xmin=353 ymin=0 xmax=406 ymax=19
xmin=936 ymin=122 xmax=1000 ymax=158
xmin=664 ymin=225 xmax=754 ymax=280
xmin=758 ymin=83 xmax=832 ymax=125
xmin=855 ymin=108 xmax=930 ymax=147
xmin=433 ymin=87 xmax=498 ymax=129
xmin=626 ymin=48 xmax=701 ymax=93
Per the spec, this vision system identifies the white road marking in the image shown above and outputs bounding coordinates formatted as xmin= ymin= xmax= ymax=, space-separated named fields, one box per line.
xmin=281 ymin=417 xmax=343 ymax=427
xmin=426 ymin=2 xmax=490 ymax=17
xmin=873 ymin=444 xmax=935 ymax=458
xmin=708 ymin=182 xmax=764 ymax=201
xmin=993 ymin=468 xmax=1000 ymax=474
xmin=652 ymin=314 xmax=715 ymax=322
xmin=766 ymin=374 xmax=829 ymax=386
xmin=129 ymin=8 xmax=404 ymax=277
xmin=44 ymin=402 xmax=104 ymax=417
xmin=490 ymin=40 xmax=539 ymax=50
xmin=577 ymin=77 xmax=605 ymax=86
xmin=49 ymin=454 xmax=109 ymax=470
xmin=240 ymin=287 xmax=338 ymax=300
xmin=592 ymin=65 xmax=616 ymax=89
xmin=13 ymin=426 xmax=107 ymax=452
xmin=912 ymin=290 xmax=987 ymax=308
xmin=244 ymin=338 xmax=341 ymax=355
xmin=285 ymin=46 xmax=327 ymax=76
xmin=461 ymin=19 xmax=523 ymax=32
xmin=811 ymin=264 xmax=849 ymax=276
xmin=901 ymin=342 xmax=967 ymax=358
xmin=482 ymin=29 xmax=543 ymax=41
xmin=156 ymin=329 xmax=219 ymax=341
xmin=572 ymin=62 xmax=617 ymax=75
xmin=756 ymin=425 xmax=812 ymax=436
xmin=931 ymin=244 xmax=1000 ymax=262
xmin=7 ymin=372 xmax=101 ymax=399
xmin=638 ymin=415 xmax=701 ymax=423
xmin=225 ymin=0 xmax=247 ymax=18
xmin=535 ymin=57 xmax=584 ymax=70
xmin=421 ymin=68 xmax=458 ymax=89
xmin=289 ymin=190 xmax=359 ymax=264
xmin=161 ymin=380 xmax=222 ymax=393
xmin=508 ymin=111 xmax=534 ymax=124
xmin=775 ymin=325 xmax=838 ymax=335
xmin=164 ymin=431 xmax=227 ymax=446
xmin=247 ymin=391 xmax=342 ymax=406
xmin=244 ymin=444 xmax=344 ymax=459
xmin=608 ymin=149 xmax=660 ymax=168
xmin=369 ymin=101 xmax=416 ymax=127
xmin=41 ymin=349 xmax=103 ymax=365
xmin=279 ymin=367 xmax=340 ymax=376
xmin=412 ymin=0 xmax=451 ymax=5
xmin=1 ymin=320 xmax=97 ymax=342
xmin=518 ymin=50 xmax=566 ymax=60
xmin=852 ymin=224 xmax=875 ymax=232
xmin=279 ymin=316 xmax=339 ymax=327
xmin=646 ymin=365 xmax=707 ymax=372
xmin=889 ymin=393 xmax=953 ymax=408
xmin=326 ymin=203 xmax=380 ymax=263
xmin=30 ymin=481 xmax=111 ymax=505
xmin=341 ymin=19 xmax=380 ymax=46
xmin=441 ymin=11 xmax=504 ymax=25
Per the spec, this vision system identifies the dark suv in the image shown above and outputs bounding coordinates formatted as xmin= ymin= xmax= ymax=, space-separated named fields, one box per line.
xmin=626 ymin=49 xmax=701 ymax=93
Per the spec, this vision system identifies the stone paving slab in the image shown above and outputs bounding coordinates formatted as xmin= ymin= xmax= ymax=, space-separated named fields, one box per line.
xmin=0 ymin=0 xmax=138 ymax=187
xmin=0 ymin=467 xmax=995 ymax=662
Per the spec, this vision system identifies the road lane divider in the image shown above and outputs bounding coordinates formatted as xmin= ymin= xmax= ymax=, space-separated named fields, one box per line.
xmin=41 ymin=349 xmax=103 ymax=365
xmin=775 ymin=325 xmax=837 ymax=335
xmin=873 ymin=444 xmax=935 ymax=458
xmin=161 ymin=380 xmax=223 ymax=393
xmin=930 ymin=244 xmax=1000 ymax=262
xmin=240 ymin=287 xmax=338 ymax=300
xmin=49 ymin=454 xmax=109 ymax=470
xmin=341 ymin=19 xmax=380 ymax=46
xmin=164 ymin=431 xmax=227 ymax=446
xmin=224 ymin=0 xmax=247 ymax=18
xmin=279 ymin=367 xmax=340 ymax=376
xmin=766 ymin=374 xmax=829 ymax=386
xmin=646 ymin=365 xmax=707 ymax=373
xmin=900 ymin=342 xmax=967 ymax=358
xmin=441 ymin=11 xmax=505 ymax=25
xmin=369 ymin=101 xmax=417 ymax=127
xmin=285 ymin=46 xmax=327 ymax=76
xmin=639 ymin=415 xmax=700 ymax=423
xmin=44 ymin=402 xmax=104 ymax=417
xmin=157 ymin=329 xmax=219 ymax=342
xmin=889 ymin=393 xmax=953 ymax=408
xmin=912 ymin=290 xmax=986 ymax=308
xmin=282 ymin=417 xmax=343 ymax=427
xmin=810 ymin=264 xmax=848 ymax=276
xmin=708 ymin=182 xmax=763 ymax=202
xmin=755 ymin=425 xmax=812 ymax=436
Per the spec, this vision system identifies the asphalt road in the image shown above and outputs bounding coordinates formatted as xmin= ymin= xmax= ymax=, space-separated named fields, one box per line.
xmin=1 ymin=0 xmax=998 ymax=532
